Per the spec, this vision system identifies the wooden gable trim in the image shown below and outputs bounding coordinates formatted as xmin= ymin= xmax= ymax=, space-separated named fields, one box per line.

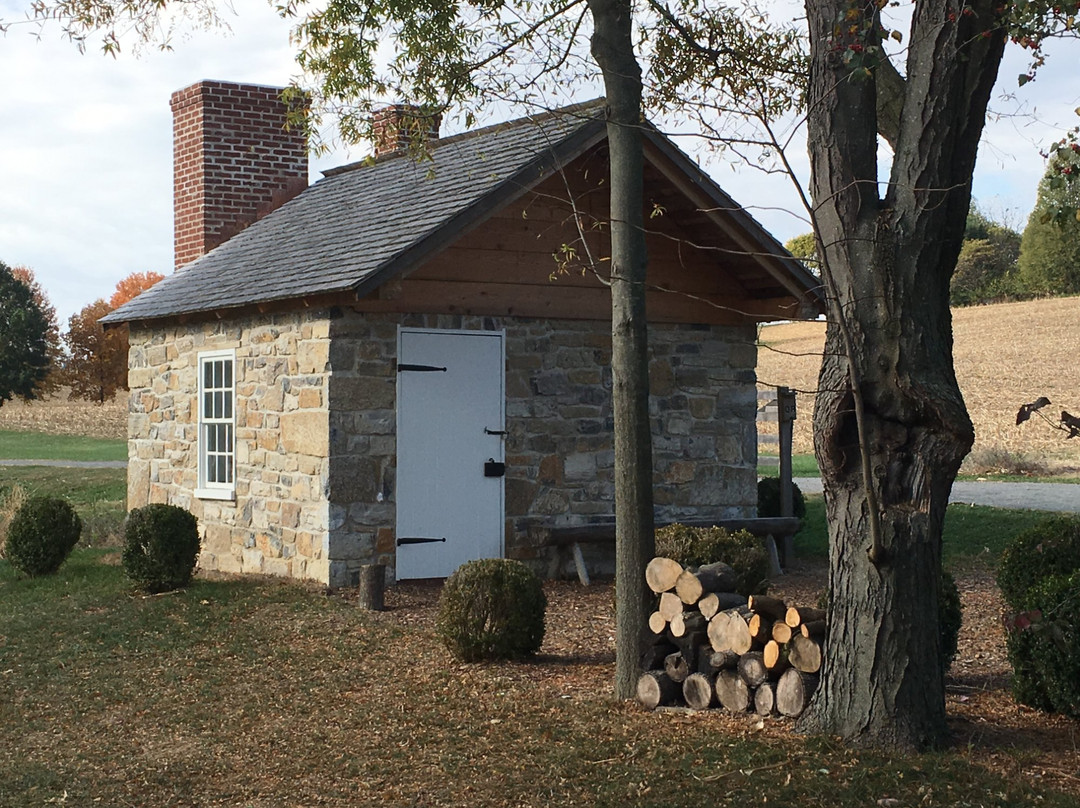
xmin=351 ymin=118 xmax=609 ymax=301
xmin=641 ymin=131 xmax=823 ymax=316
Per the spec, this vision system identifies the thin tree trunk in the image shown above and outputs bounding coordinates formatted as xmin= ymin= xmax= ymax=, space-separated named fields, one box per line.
xmin=588 ymin=0 xmax=654 ymax=700
xmin=798 ymin=0 xmax=1006 ymax=750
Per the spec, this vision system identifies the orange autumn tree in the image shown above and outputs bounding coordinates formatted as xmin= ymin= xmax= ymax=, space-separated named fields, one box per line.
xmin=64 ymin=271 xmax=164 ymax=402
xmin=109 ymin=271 xmax=165 ymax=309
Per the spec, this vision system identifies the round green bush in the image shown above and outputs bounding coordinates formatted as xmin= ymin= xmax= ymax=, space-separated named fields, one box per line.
xmin=1003 ymin=571 xmax=1080 ymax=716
xmin=996 ymin=516 xmax=1080 ymax=610
xmin=654 ymin=524 xmax=769 ymax=596
xmin=122 ymin=504 xmax=201 ymax=593
xmin=3 ymin=496 xmax=82 ymax=576
xmin=756 ymin=477 xmax=807 ymax=520
xmin=939 ymin=570 xmax=963 ymax=674
xmin=436 ymin=558 xmax=546 ymax=662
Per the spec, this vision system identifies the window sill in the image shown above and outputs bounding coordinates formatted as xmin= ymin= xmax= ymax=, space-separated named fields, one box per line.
xmin=195 ymin=487 xmax=237 ymax=502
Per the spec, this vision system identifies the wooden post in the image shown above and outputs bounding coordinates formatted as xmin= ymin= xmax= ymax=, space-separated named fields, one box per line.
xmin=356 ymin=564 xmax=386 ymax=611
xmin=776 ymin=385 xmax=797 ymax=567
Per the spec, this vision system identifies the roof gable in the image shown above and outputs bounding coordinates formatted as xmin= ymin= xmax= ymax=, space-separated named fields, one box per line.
xmin=105 ymin=102 xmax=820 ymax=325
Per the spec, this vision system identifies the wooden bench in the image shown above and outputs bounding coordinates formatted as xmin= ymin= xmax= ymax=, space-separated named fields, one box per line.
xmin=530 ymin=517 xmax=802 ymax=585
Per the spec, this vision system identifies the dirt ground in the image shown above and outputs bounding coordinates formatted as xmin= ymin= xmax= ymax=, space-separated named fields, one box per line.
xmin=376 ymin=563 xmax=1080 ymax=795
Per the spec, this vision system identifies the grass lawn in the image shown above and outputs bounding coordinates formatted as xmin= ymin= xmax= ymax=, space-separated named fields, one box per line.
xmin=757 ymin=453 xmax=820 ymax=477
xmin=0 ymin=429 xmax=126 ymax=462
xmin=0 ymin=552 xmax=1075 ymax=807
xmin=793 ymin=495 xmax=1052 ymax=568
xmin=0 ymin=466 xmax=126 ymax=547
xmin=759 ymin=452 xmax=1080 ymax=484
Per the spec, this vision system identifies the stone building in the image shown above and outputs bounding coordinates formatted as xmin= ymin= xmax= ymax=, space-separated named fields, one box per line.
xmin=104 ymin=80 xmax=822 ymax=587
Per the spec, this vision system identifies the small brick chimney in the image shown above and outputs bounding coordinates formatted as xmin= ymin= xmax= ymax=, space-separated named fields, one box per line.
xmin=171 ymin=80 xmax=309 ymax=269
xmin=372 ymin=104 xmax=442 ymax=157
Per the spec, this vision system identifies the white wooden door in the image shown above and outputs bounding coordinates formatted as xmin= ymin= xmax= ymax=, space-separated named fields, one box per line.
xmin=396 ymin=328 xmax=505 ymax=579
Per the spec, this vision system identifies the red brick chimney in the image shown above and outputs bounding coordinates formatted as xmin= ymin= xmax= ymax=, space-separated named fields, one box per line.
xmin=372 ymin=105 xmax=442 ymax=157
xmin=171 ymin=80 xmax=309 ymax=269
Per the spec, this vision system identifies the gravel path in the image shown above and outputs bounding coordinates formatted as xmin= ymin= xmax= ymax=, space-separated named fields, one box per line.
xmin=794 ymin=477 xmax=1080 ymax=513
xmin=3 ymin=459 xmax=1076 ymax=512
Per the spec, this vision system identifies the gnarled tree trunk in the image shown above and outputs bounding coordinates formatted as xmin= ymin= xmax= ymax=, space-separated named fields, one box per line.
xmin=797 ymin=0 xmax=1006 ymax=749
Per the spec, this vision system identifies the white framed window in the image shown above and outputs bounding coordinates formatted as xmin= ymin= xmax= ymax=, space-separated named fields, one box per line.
xmin=196 ymin=350 xmax=236 ymax=501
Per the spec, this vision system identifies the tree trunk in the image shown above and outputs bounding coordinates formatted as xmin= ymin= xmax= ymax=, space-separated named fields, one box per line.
xmin=799 ymin=0 xmax=1006 ymax=749
xmin=588 ymin=0 xmax=653 ymax=701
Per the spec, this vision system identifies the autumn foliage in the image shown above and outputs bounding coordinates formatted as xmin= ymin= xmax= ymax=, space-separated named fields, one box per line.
xmin=109 ymin=271 xmax=164 ymax=309
xmin=62 ymin=271 xmax=164 ymax=402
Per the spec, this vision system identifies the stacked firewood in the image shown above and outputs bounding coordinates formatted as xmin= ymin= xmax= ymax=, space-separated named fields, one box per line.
xmin=637 ymin=556 xmax=824 ymax=718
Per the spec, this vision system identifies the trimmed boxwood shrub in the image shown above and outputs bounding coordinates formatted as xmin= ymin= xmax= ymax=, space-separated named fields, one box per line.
xmin=1003 ymin=571 xmax=1080 ymax=716
xmin=996 ymin=516 xmax=1080 ymax=610
xmin=3 ymin=496 xmax=82 ymax=576
xmin=940 ymin=570 xmax=963 ymax=674
xmin=756 ymin=477 xmax=807 ymax=520
xmin=436 ymin=558 xmax=546 ymax=662
xmin=997 ymin=517 xmax=1080 ymax=715
xmin=655 ymin=524 xmax=769 ymax=596
xmin=122 ymin=504 xmax=200 ymax=593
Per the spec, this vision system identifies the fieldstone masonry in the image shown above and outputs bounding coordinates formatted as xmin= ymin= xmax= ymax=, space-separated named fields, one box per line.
xmin=128 ymin=310 xmax=333 ymax=582
xmin=128 ymin=308 xmax=757 ymax=587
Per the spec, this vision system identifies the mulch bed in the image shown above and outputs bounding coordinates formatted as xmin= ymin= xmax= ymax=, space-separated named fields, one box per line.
xmin=371 ymin=561 xmax=1080 ymax=794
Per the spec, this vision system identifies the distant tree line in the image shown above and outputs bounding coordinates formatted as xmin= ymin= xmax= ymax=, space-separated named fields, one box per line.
xmin=785 ymin=158 xmax=1080 ymax=308
xmin=0 ymin=262 xmax=163 ymax=407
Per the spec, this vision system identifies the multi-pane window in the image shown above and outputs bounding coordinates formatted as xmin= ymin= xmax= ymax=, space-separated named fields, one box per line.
xmin=198 ymin=351 xmax=235 ymax=496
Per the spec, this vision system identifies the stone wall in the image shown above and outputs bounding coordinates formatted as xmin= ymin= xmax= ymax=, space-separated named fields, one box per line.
xmin=127 ymin=310 xmax=332 ymax=582
xmin=128 ymin=308 xmax=757 ymax=587
xmin=500 ymin=318 xmax=759 ymax=569
xmin=325 ymin=311 xmax=758 ymax=582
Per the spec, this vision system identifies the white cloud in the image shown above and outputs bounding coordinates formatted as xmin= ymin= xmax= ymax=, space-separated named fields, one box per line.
xmin=0 ymin=1 xmax=1077 ymax=326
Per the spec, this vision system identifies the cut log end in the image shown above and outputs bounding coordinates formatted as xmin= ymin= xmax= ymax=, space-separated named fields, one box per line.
xmin=682 ymin=672 xmax=717 ymax=710
xmin=788 ymin=634 xmax=823 ymax=674
xmin=646 ymin=557 xmax=685 ymax=594
xmin=776 ymin=669 xmax=818 ymax=717
xmin=715 ymin=670 xmax=751 ymax=713
xmin=754 ymin=681 xmax=777 ymax=716
xmin=637 ymin=670 xmax=681 ymax=710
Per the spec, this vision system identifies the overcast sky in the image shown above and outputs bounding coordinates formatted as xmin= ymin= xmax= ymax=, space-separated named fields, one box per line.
xmin=1 ymin=0 xmax=1078 ymax=326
